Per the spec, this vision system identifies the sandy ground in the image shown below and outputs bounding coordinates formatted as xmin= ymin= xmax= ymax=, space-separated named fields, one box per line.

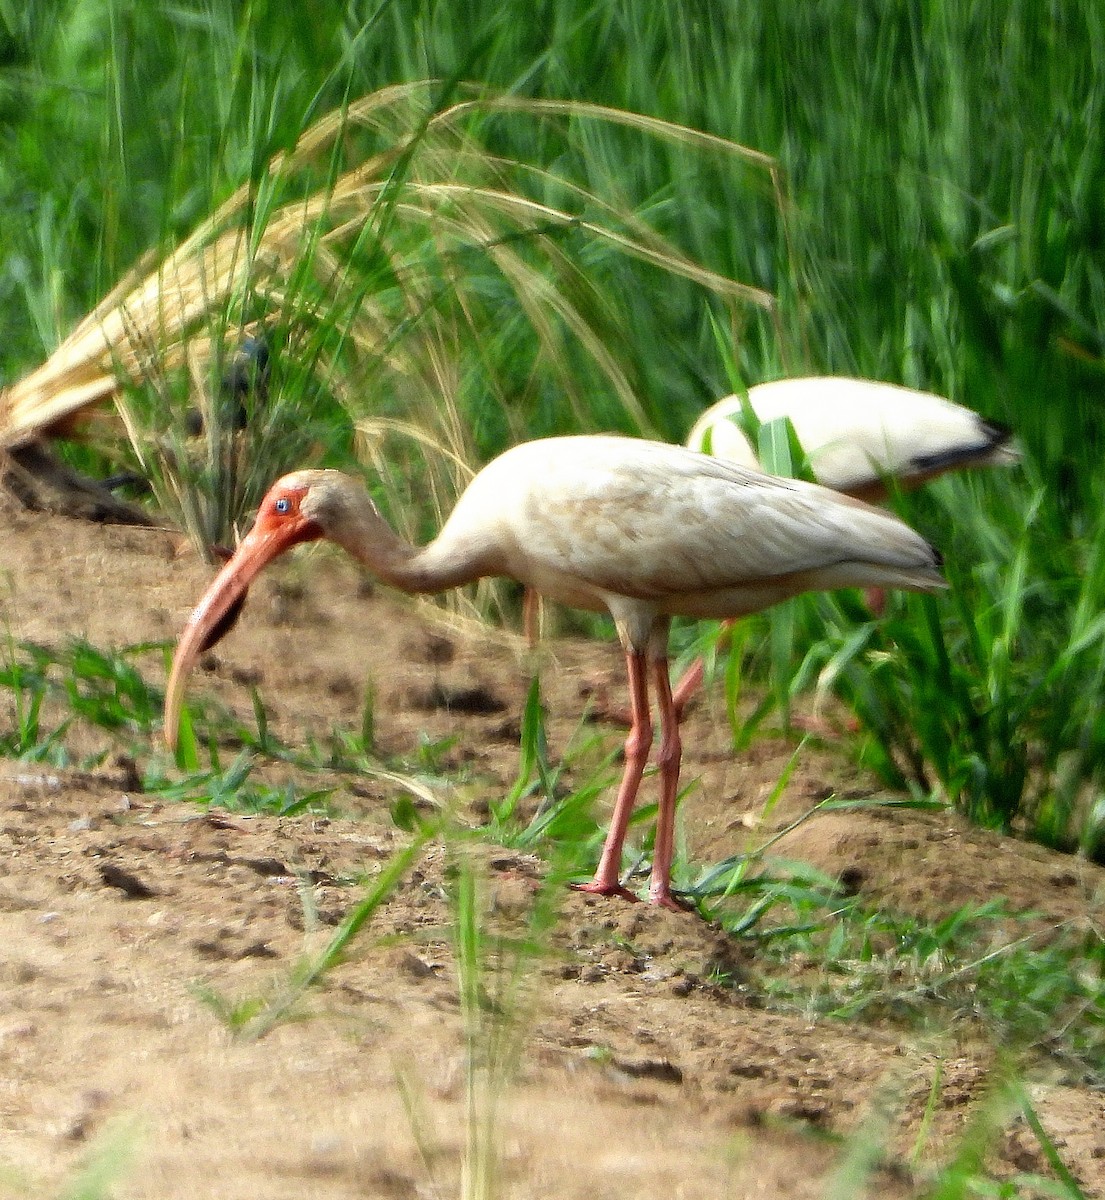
xmin=1 ymin=497 xmax=1103 ymax=1198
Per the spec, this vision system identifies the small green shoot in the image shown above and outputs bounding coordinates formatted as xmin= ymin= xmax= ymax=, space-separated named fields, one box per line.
xmin=1013 ymin=1083 xmax=1090 ymax=1200
xmin=250 ymin=687 xmax=275 ymax=756
xmin=172 ymin=702 xmax=200 ymax=772
xmin=495 ymin=675 xmax=550 ymax=825
xmin=482 ymin=674 xmax=615 ymax=864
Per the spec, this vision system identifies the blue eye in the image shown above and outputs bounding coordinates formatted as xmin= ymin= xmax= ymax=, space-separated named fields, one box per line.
xmin=275 ymin=497 xmax=290 ymax=514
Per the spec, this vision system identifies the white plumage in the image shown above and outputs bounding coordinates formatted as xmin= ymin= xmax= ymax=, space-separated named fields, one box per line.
xmin=685 ymin=376 xmax=1018 ymax=499
xmin=443 ymin=438 xmax=942 ymax=620
xmin=165 ymin=434 xmax=945 ymax=908
xmin=660 ymin=377 xmax=1020 ymax=721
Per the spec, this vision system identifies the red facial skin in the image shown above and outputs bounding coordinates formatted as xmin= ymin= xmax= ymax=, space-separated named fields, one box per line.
xmin=163 ymin=484 xmax=320 ymax=751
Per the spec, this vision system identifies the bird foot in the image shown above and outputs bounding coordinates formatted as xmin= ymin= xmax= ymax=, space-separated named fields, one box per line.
xmin=571 ymin=881 xmax=640 ymax=903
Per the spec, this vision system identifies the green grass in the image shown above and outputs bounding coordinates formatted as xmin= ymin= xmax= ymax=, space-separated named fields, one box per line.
xmin=755 ymin=897 xmax=1105 ymax=1090
xmin=2 ymin=8 xmax=1104 ymax=1191
xmin=0 ymin=634 xmax=455 ymax=815
xmin=5 ymin=631 xmax=1099 ymax=1091
xmin=8 ymin=0 xmax=1098 ymax=846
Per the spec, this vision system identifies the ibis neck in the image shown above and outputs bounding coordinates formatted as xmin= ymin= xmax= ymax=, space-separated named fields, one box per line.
xmin=333 ymin=506 xmax=491 ymax=595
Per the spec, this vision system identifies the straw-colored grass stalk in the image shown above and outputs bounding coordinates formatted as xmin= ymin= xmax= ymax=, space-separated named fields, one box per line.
xmin=0 ymin=81 xmax=780 ymax=597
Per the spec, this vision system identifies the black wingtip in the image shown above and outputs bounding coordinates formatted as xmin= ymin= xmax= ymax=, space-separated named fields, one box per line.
xmin=980 ymin=418 xmax=1015 ymax=449
xmin=908 ymin=416 xmax=1018 ymax=475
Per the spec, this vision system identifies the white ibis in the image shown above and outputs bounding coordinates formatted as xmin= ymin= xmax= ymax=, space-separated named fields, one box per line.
xmin=164 ymin=435 xmax=945 ymax=909
xmin=667 ymin=377 xmax=1019 ymax=714
xmin=686 ymin=376 xmax=1019 ymax=500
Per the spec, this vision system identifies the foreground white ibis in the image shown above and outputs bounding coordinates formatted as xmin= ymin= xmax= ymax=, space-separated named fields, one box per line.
xmin=667 ymin=377 xmax=1019 ymax=714
xmin=164 ymin=435 xmax=945 ymax=909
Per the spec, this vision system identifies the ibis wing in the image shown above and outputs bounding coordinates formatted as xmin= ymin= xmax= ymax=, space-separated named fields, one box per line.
xmin=525 ymin=445 xmax=933 ymax=601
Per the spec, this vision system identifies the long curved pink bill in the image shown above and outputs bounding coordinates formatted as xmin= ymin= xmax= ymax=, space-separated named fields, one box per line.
xmin=163 ymin=518 xmax=316 ymax=751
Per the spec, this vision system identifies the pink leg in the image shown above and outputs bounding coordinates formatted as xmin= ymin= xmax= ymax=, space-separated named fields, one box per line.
xmin=863 ymin=586 xmax=887 ymax=617
xmin=594 ymin=619 xmax=735 ymax=729
xmin=574 ymin=648 xmax=652 ymax=903
xmin=669 ymin=656 xmax=705 ymax=720
xmin=648 ymin=657 xmax=690 ymax=910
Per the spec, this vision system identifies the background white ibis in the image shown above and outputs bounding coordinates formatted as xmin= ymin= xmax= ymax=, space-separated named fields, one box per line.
xmin=667 ymin=376 xmax=1020 ymax=714
xmin=164 ymin=435 xmax=946 ymax=909
xmin=686 ymin=376 xmax=1019 ymax=499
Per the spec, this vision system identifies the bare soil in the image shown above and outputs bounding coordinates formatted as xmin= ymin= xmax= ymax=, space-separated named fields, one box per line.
xmin=2 ymin=499 xmax=1103 ymax=1198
